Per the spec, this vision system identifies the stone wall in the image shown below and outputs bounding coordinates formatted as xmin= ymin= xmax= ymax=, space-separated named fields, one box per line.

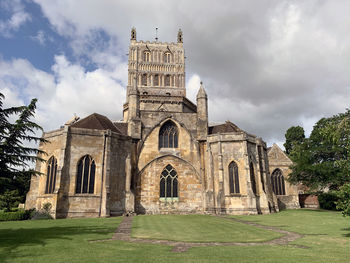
xmin=268 ymin=144 xmax=300 ymax=209
xmin=136 ymin=117 xmax=202 ymax=214
xmin=205 ymin=133 xmax=277 ymax=215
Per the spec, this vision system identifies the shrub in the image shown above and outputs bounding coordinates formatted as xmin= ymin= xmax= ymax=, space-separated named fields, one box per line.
xmin=318 ymin=191 xmax=340 ymax=211
xmin=0 ymin=209 xmax=32 ymax=221
xmin=336 ymin=183 xmax=350 ymax=216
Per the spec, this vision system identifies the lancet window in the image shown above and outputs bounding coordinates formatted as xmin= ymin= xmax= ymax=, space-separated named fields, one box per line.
xmin=76 ymin=155 xmax=96 ymax=194
xmin=45 ymin=156 xmax=57 ymax=194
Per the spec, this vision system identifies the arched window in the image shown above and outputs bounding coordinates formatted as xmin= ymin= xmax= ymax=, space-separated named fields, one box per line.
xmin=250 ymin=162 xmax=257 ymax=195
xmin=165 ymin=75 xmax=170 ymax=86
xmin=159 ymin=121 xmax=178 ymax=148
xmin=142 ymin=74 xmax=147 ymax=86
xmin=76 ymin=155 xmax=96 ymax=194
xmin=154 ymin=74 xmax=159 ymax=86
xmin=160 ymin=164 xmax=178 ymax=199
xmin=164 ymin=52 xmax=171 ymax=63
xmin=271 ymin=169 xmax=286 ymax=195
xmin=228 ymin=161 xmax=240 ymax=194
xmin=45 ymin=156 xmax=57 ymax=194
xmin=143 ymin=51 xmax=150 ymax=62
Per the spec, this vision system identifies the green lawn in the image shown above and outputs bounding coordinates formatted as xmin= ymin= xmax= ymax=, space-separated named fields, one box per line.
xmin=0 ymin=210 xmax=349 ymax=263
xmin=132 ymin=214 xmax=282 ymax=242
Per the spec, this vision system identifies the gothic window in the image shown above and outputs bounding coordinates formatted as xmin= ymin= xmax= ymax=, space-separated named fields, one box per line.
xmin=250 ymin=162 xmax=257 ymax=195
xmin=143 ymin=51 xmax=150 ymax=62
xmin=271 ymin=169 xmax=286 ymax=195
xmin=159 ymin=121 xmax=178 ymax=148
xmin=75 ymin=155 xmax=96 ymax=194
xmin=45 ymin=156 xmax=57 ymax=194
xmin=160 ymin=164 xmax=178 ymax=199
xmin=154 ymin=74 xmax=159 ymax=86
xmin=142 ymin=74 xmax=147 ymax=86
xmin=165 ymin=74 xmax=170 ymax=86
xmin=164 ymin=52 xmax=171 ymax=63
xmin=228 ymin=161 xmax=240 ymax=194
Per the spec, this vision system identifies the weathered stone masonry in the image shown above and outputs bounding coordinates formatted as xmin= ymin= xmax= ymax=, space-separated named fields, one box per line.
xmin=26 ymin=28 xmax=299 ymax=218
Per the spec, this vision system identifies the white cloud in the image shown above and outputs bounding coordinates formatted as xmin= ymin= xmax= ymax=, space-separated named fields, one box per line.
xmin=0 ymin=55 xmax=127 ymax=132
xmin=0 ymin=0 xmax=31 ymax=37
xmin=7 ymin=0 xmax=350 ymax=146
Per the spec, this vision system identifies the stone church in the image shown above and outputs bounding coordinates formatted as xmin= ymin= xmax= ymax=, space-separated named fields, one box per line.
xmin=25 ymin=28 xmax=299 ymax=218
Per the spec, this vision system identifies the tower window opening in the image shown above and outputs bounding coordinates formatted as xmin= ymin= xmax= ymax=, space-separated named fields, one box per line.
xmin=164 ymin=52 xmax=171 ymax=63
xmin=143 ymin=51 xmax=150 ymax=62
xmin=142 ymin=74 xmax=147 ymax=86
xmin=165 ymin=75 xmax=170 ymax=86
xmin=154 ymin=74 xmax=159 ymax=86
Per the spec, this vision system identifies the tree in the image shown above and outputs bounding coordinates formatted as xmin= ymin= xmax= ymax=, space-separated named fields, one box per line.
xmin=0 ymin=92 xmax=47 ymax=210
xmin=287 ymin=109 xmax=350 ymax=190
xmin=336 ymin=183 xmax=350 ymax=216
xmin=284 ymin=126 xmax=305 ymax=155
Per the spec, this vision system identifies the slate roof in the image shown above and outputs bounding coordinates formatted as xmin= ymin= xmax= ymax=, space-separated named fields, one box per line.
xmin=208 ymin=121 xmax=242 ymax=135
xmin=71 ymin=113 xmax=121 ymax=133
xmin=113 ymin=122 xmax=128 ymax=135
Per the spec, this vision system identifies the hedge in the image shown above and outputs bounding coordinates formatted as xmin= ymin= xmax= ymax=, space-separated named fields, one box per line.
xmin=0 ymin=210 xmax=32 ymax=221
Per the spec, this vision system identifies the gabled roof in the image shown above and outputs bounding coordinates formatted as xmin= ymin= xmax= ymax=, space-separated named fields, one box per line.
xmin=71 ymin=113 xmax=121 ymax=133
xmin=268 ymin=143 xmax=293 ymax=165
xmin=208 ymin=121 xmax=242 ymax=135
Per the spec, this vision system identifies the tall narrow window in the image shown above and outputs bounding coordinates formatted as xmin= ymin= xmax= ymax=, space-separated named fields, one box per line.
xmin=154 ymin=74 xmax=159 ymax=86
xmin=142 ymin=74 xmax=147 ymax=86
xmin=160 ymin=164 xmax=178 ymax=199
xmin=164 ymin=52 xmax=171 ymax=63
xmin=45 ymin=156 xmax=57 ymax=194
xmin=76 ymin=155 xmax=96 ymax=194
xmin=143 ymin=51 xmax=150 ymax=62
xmin=159 ymin=121 xmax=178 ymax=148
xmin=229 ymin=161 xmax=240 ymax=194
xmin=271 ymin=169 xmax=286 ymax=195
xmin=250 ymin=162 xmax=257 ymax=195
xmin=165 ymin=74 xmax=170 ymax=86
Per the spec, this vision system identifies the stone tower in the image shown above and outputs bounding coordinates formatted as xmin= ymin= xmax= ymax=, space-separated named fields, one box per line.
xmin=123 ymin=28 xmax=188 ymax=120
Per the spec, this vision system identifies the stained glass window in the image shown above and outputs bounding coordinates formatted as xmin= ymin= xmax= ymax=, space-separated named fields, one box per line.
xmin=228 ymin=161 xmax=240 ymax=194
xmin=271 ymin=169 xmax=286 ymax=195
xmin=159 ymin=121 xmax=178 ymax=148
xmin=160 ymin=164 xmax=178 ymax=199
xmin=76 ymin=155 xmax=96 ymax=194
xmin=45 ymin=156 xmax=57 ymax=194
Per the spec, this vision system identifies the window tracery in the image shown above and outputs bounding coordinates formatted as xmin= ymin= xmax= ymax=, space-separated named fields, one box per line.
xmin=160 ymin=164 xmax=178 ymax=199
xmin=45 ymin=156 xmax=57 ymax=194
xmin=159 ymin=121 xmax=178 ymax=148
xmin=76 ymin=155 xmax=96 ymax=194
xmin=228 ymin=161 xmax=240 ymax=194
xmin=271 ymin=168 xmax=286 ymax=195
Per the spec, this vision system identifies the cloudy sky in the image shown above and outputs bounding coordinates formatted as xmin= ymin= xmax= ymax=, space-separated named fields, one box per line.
xmin=1 ymin=0 xmax=349 ymax=148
